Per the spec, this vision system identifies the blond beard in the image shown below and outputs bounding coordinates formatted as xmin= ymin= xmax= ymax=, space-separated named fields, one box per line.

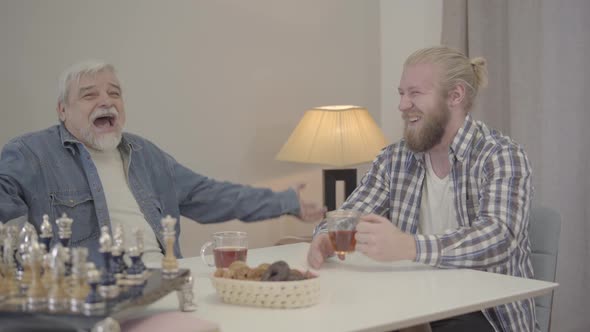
xmin=404 ymin=103 xmax=449 ymax=153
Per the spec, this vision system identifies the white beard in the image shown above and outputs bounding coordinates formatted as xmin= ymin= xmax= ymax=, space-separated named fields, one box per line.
xmin=85 ymin=131 xmax=122 ymax=151
xmin=81 ymin=107 xmax=123 ymax=151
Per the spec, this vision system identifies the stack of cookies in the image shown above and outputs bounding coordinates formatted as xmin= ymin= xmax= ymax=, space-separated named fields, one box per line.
xmin=214 ymin=261 xmax=314 ymax=282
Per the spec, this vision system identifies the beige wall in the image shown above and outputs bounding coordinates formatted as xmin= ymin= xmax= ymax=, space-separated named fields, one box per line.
xmin=380 ymin=0 xmax=443 ymax=143
xmin=0 ymin=0 xmax=442 ymax=257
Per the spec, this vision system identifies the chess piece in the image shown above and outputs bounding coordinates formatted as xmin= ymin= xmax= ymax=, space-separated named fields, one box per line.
xmin=0 ymin=222 xmax=5 ymax=256
xmin=70 ymin=247 xmax=90 ymax=312
xmin=84 ymin=262 xmax=105 ymax=315
xmin=26 ymin=239 xmax=48 ymax=311
xmin=125 ymin=246 xmax=145 ymax=285
xmin=39 ymin=214 xmax=53 ymax=252
xmin=160 ymin=215 xmax=179 ymax=277
xmin=98 ymin=226 xmax=119 ymax=299
xmin=132 ymin=227 xmax=147 ymax=276
xmin=56 ymin=213 xmax=73 ymax=277
xmin=47 ymin=243 xmax=68 ymax=312
xmin=55 ymin=213 xmax=73 ymax=247
xmin=176 ymin=274 xmax=197 ymax=312
xmin=0 ymin=266 xmax=6 ymax=301
xmin=18 ymin=252 xmax=31 ymax=294
xmin=39 ymin=215 xmax=53 ymax=286
xmin=6 ymin=225 xmax=19 ymax=273
xmin=56 ymin=213 xmax=74 ymax=276
xmin=111 ymin=223 xmax=127 ymax=283
xmin=17 ymin=222 xmax=36 ymax=284
xmin=0 ymin=224 xmax=5 ymax=300
xmin=41 ymin=250 xmax=53 ymax=287
xmin=2 ymin=236 xmax=19 ymax=298
xmin=92 ymin=317 xmax=121 ymax=332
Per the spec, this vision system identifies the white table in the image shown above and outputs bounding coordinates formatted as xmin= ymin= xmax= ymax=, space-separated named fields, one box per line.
xmin=142 ymin=243 xmax=557 ymax=332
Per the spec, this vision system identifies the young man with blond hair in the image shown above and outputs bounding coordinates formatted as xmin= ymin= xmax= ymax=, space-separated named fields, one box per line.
xmin=309 ymin=46 xmax=536 ymax=331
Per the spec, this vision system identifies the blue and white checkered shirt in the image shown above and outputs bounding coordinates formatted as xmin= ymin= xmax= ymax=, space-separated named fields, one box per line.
xmin=317 ymin=114 xmax=537 ymax=332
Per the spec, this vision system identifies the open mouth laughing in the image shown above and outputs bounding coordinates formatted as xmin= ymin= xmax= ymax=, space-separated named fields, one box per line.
xmin=404 ymin=113 xmax=423 ymax=127
xmin=90 ymin=109 xmax=119 ymax=132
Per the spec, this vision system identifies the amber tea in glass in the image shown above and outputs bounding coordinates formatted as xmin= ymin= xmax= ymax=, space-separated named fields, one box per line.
xmin=326 ymin=210 xmax=361 ymax=255
xmin=201 ymin=231 xmax=248 ymax=268
xmin=212 ymin=246 xmax=248 ymax=268
xmin=329 ymin=230 xmax=357 ymax=255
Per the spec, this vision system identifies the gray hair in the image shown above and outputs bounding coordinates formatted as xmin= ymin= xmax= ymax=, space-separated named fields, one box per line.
xmin=57 ymin=60 xmax=116 ymax=105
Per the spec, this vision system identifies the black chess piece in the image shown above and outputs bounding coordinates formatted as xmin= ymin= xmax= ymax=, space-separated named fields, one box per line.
xmin=39 ymin=214 xmax=53 ymax=252
xmin=83 ymin=263 xmax=105 ymax=315
xmin=126 ymin=246 xmax=145 ymax=285
xmin=97 ymin=226 xmax=119 ymax=299
xmin=100 ymin=250 xmax=117 ymax=292
xmin=56 ymin=214 xmax=73 ymax=276
xmin=55 ymin=213 xmax=73 ymax=247
xmin=110 ymin=249 xmax=125 ymax=282
xmin=0 ymin=223 xmax=5 ymax=263
xmin=16 ymin=223 xmax=36 ymax=283
xmin=13 ymin=247 xmax=23 ymax=280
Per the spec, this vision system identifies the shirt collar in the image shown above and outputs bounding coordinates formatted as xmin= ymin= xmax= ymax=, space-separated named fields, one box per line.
xmin=58 ymin=122 xmax=142 ymax=155
xmin=120 ymin=134 xmax=142 ymax=153
xmin=58 ymin=122 xmax=80 ymax=154
xmin=449 ymin=113 xmax=476 ymax=163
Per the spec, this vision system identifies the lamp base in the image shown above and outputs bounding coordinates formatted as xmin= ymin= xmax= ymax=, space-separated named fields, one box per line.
xmin=323 ymin=169 xmax=357 ymax=211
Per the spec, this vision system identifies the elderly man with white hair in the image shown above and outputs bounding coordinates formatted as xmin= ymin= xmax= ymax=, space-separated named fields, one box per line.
xmin=0 ymin=60 xmax=325 ymax=266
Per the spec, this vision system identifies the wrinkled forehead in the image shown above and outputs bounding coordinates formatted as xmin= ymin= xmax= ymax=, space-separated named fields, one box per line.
xmin=74 ymin=69 xmax=119 ymax=88
xmin=399 ymin=62 xmax=442 ymax=91
xmin=68 ymin=69 xmax=120 ymax=96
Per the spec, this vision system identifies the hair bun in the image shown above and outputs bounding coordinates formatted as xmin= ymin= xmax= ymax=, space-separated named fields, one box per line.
xmin=470 ymin=57 xmax=486 ymax=67
xmin=470 ymin=57 xmax=488 ymax=88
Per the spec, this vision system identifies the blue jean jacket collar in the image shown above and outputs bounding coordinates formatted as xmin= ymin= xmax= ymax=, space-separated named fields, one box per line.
xmin=58 ymin=122 xmax=143 ymax=154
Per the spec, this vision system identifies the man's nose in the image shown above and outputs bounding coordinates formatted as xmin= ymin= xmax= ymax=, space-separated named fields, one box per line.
xmin=398 ymin=95 xmax=412 ymax=113
xmin=97 ymin=94 xmax=114 ymax=109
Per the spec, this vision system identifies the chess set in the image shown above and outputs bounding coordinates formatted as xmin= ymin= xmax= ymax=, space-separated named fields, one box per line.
xmin=0 ymin=214 xmax=196 ymax=332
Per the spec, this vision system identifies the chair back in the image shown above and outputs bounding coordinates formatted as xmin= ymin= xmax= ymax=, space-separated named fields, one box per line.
xmin=529 ymin=206 xmax=561 ymax=332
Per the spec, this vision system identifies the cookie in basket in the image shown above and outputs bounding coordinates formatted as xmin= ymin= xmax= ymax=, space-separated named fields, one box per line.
xmin=211 ymin=260 xmax=320 ymax=309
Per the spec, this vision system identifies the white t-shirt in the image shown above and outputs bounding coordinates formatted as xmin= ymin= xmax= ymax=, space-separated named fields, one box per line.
xmin=418 ymin=153 xmax=459 ymax=235
xmin=87 ymin=147 xmax=163 ymax=263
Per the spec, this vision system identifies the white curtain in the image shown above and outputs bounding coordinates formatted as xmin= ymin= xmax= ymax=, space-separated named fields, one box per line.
xmin=442 ymin=1 xmax=590 ymax=331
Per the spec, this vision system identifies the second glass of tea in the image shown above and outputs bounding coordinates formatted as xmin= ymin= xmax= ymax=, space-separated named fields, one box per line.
xmin=200 ymin=231 xmax=248 ymax=268
xmin=326 ymin=210 xmax=361 ymax=255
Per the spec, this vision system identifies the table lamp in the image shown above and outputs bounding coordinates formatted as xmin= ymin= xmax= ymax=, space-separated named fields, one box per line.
xmin=276 ymin=105 xmax=388 ymax=210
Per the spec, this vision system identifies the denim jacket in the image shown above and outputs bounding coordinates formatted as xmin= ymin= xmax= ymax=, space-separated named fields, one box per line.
xmin=0 ymin=124 xmax=300 ymax=266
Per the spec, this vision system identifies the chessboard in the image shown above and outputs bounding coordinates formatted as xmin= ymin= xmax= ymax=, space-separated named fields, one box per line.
xmin=0 ymin=268 xmax=192 ymax=331
xmin=0 ymin=214 xmax=195 ymax=331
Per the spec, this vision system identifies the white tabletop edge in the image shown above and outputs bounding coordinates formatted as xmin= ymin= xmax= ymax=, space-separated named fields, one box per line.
xmin=144 ymin=243 xmax=559 ymax=332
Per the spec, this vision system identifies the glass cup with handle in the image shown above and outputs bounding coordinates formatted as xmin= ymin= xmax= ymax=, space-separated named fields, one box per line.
xmin=326 ymin=210 xmax=361 ymax=255
xmin=200 ymin=231 xmax=248 ymax=268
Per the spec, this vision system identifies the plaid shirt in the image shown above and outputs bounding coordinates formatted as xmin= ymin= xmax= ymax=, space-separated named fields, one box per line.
xmin=317 ymin=114 xmax=537 ymax=332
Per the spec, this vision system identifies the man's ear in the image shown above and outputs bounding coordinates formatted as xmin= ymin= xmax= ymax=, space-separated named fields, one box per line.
xmin=57 ymin=102 xmax=66 ymax=122
xmin=447 ymin=83 xmax=466 ymax=108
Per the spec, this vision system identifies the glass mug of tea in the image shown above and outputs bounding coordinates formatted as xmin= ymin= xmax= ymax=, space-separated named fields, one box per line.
xmin=326 ymin=210 xmax=361 ymax=255
xmin=200 ymin=231 xmax=248 ymax=268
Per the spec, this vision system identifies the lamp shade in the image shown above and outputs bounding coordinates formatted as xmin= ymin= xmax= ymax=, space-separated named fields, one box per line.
xmin=276 ymin=105 xmax=388 ymax=167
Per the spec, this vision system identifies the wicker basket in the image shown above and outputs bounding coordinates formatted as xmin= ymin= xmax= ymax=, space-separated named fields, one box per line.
xmin=211 ymin=276 xmax=320 ymax=309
